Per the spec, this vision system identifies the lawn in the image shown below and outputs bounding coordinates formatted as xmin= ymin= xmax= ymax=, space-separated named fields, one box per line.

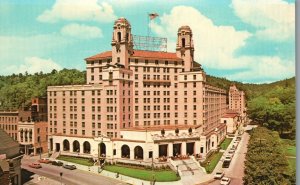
xmin=220 ymin=138 xmax=233 ymax=150
xmin=280 ymin=139 xmax=296 ymax=172
xmin=280 ymin=139 xmax=296 ymax=157
xmin=57 ymin=155 xmax=94 ymax=166
xmin=200 ymin=152 xmax=223 ymax=173
xmin=287 ymin=158 xmax=296 ymax=171
xmin=103 ymin=165 xmax=180 ymax=182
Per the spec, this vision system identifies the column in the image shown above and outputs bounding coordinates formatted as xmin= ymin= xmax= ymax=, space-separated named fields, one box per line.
xmin=168 ymin=143 xmax=173 ymax=157
xmin=70 ymin=140 xmax=73 ymax=152
xmin=80 ymin=142 xmax=84 ymax=154
xmin=130 ymin=149 xmax=134 ymax=160
xmin=195 ymin=141 xmax=200 ymax=154
xmin=182 ymin=142 xmax=187 ymax=155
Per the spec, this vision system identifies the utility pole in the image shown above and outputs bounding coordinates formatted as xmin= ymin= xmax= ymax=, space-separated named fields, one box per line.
xmin=39 ymin=134 xmax=42 ymax=159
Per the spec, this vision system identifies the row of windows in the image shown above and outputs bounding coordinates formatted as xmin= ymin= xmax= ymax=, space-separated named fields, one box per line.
xmin=0 ymin=124 xmax=17 ymax=130
xmin=137 ymin=119 xmax=198 ymax=126
xmin=49 ymin=90 xmax=102 ymax=97
xmin=0 ymin=117 xmax=18 ymax=123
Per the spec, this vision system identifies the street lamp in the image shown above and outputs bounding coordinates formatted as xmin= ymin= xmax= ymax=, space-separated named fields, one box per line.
xmin=38 ymin=134 xmax=41 ymax=160
xmin=176 ymin=165 xmax=179 ymax=177
xmin=59 ymin=172 xmax=63 ymax=185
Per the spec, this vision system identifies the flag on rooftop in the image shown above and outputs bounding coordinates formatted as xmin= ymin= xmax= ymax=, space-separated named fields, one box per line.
xmin=149 ymin=13 xmax=159 ymax=20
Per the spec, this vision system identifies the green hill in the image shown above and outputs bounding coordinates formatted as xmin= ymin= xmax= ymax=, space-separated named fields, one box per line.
xmin=0 ymin=69 xmax=295 ymax=138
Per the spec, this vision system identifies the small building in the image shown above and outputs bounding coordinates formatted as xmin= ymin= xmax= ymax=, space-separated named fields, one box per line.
xmin=18 ymin=98 xmax=48 ymax=156
xmin=221 ymin=110 xmax=240 ymax=134
xmin=0 ymin=129 xmax=23 ymax=185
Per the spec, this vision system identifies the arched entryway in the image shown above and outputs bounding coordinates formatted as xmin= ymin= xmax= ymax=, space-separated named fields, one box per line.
xmin=73 ymin=140 xmax=80 ymax=152
xmin=173 ymin=143 xmax=182 ymax=156
xmin=83 ymin=141 xmax=91 ymax=154
xmin=121 ymin=145 xmax=130 ymax=158
xmin=186 ymin=142 xmax=195 ymax=155
xmin=134 ymin=146 xmax=143 ymax=159
xmin=100 ymin=143 xmax=106 ymax=156
xmin=63 ymin=139 xmax=70 ymax=151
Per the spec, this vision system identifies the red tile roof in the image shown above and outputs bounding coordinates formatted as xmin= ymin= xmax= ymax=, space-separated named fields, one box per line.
xmin=85 ymin=50 xmax=182 ymax=61
xmin=222 ymin=113 xmax=239 ymax=118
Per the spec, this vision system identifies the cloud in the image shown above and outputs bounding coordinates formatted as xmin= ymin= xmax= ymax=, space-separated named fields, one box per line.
xmin=231 ymin=0 xmax=295 ymax=41
xmin=150 ymin=5 xmax=295 ymax=83
xmin=226 ymin=56 xmax=295 ymax=83
xmin=151 ymin=5 xmax=252 ymax=70
xmin=61 ymin=23 xmax=103 ymax=39
xmin=4 ymin=57 xmax=62 ymax=74
xmin=37 ymin=0 xmax=117 ymax=23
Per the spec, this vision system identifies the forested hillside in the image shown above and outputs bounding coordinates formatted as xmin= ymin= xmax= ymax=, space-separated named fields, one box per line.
xmin=0 ymin=69 xmax=85 ymax=110
xmin=207 ymin=75 xmax=296 ymax=138
xmin=0 ymin=69 xmax=295 ymax=138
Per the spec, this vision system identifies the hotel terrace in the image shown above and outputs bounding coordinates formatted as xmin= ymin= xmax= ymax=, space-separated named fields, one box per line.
xmin=47 ymin=18 xmax=236 ymax=172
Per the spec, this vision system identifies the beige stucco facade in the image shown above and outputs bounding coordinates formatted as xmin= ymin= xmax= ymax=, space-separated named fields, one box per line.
xmin=48 ymin=17 xmax=228 ymax=161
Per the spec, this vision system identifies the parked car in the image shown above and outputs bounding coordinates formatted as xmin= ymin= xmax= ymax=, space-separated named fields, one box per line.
xmin=29 ymin=163 xmax=42 ymax=169
xmin=224 ymin=155 xmax=232 ymax=161
xmin=222 ymin=161 xmax=230 ymax=168
xmin=63 ymin=164 xmax=76 ymax=170
xmin=228 ymin=149 xmax=235 ymax=154
xmin=38 ymin=158 xmax=52 ymax=164
xmin=52 ymin=160 xmax=63 ymax=166
xmin=214 ymin=171 xmax=225 ymax=179
xmin=220 ymin=177 xmax=231 ymax=185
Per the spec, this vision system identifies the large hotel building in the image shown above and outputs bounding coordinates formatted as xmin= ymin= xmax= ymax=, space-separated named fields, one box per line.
xmin=47 ymin=18 xmax=230 ymax=168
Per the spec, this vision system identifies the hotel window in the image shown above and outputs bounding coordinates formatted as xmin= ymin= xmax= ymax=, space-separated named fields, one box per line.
xmin=193 ymin=82 xmax=197 ymax=88
xmin=92 ymin=98 xmax=95 ymax=104
xmin=145 ymin=60 xmax=149 ymax=64
xmin=135 ymin=74 xmax=138 ymax=80
xmin=174 ymin=83 xmax=178 ymax=88
xmin=91 ymin=68 xmax=94 ymax=73
xmin=135 ymin=91 xmax=138 ymax=95
xmin=193 ymin=91 xmax=196 ymax=95
xmin=81 ymin=98 xmax=85 ymax=104
xmin=193 ymin=120 xmax=197 ymax=125
xmin=117 ymin=57 xmax=120 ymax=63
xmin=135 ymin=67 xmax=138 ymax=72
xmin=174 ymin=75 xmax=178 ymax=80
xmin=82 ymin=130 xmax=85 ymax=136
xmin=91 ymin=75 xmax=94 ymax=81
xmin=193 ymin=75 xmax=196 ymax=80
xmin=81 ymin=91 xmax=85 ymax=96
xmin=184 ymin=105 xmax=187 ymax=110
xmin=194 ymin=113 xmax=197 ymax=118
xmin=184 ymin=120 xmax=187 ymax=125
xmin=175 ymin=112 xmax=178 ymax=118
xmin=184 ymin=83 xmax=187 ymax=88
xmin=165 ymin=61 xmax=168 ymax=65
xmin=155 ymin=60 xmax=159 ymax=65
xmin=82 ymin=114 xmax=85 ymax=120
xmin=175 ymin=105 xmax=178 ymax=110
xmin=193 ymin=98 xmax=197 ymax=103
xmin=194 ymin=105 xmax=197 ymax=110
xmin=135 ymin=98 xmax=138 ymax=103
xmin=135 ymin=59 xmax=138 ymax=63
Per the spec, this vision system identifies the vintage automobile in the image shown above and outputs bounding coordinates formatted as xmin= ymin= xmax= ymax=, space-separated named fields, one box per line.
xmin=29 ymin=163 xmax=42 ymax=169
xmin=63 ymin=164 xmax=77 ymax=170
xmin=214 ymin=171 xmax=225 ymax=179
xmin=38 ymin=158 xmax=52 ymax=164
xmin=220 ymin=177 xmax=231 ymax=185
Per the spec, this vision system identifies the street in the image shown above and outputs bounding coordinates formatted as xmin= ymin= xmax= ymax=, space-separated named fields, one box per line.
xmin=208 ymin=130 xmax=250 ymax=185
xmin=22 ymin=158 xmax=128 ymax=185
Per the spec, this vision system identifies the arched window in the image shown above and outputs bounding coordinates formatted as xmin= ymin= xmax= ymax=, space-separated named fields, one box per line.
xmin=121 ymin=145 xmax=130 ymax=158
xmin=63 ymin=139 xmax=70 ymax=151
xmin=182 ymin=38 xmax=186 ymax=47
xmin=117 ymin=32 xmax=121 ymax=42
xmin=83 ymin=141 xmax=91 ymax=154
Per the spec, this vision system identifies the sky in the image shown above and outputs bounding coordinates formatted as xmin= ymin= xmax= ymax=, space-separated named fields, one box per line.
xmin=0 ymin=0 xmax=295 ymax=83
